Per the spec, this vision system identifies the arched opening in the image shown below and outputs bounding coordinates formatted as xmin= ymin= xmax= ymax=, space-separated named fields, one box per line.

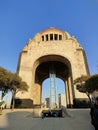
xmin=42 ymin=78 xmax=65 ymax=108
xmin=33 ymin=55 xmax=74 ymax=108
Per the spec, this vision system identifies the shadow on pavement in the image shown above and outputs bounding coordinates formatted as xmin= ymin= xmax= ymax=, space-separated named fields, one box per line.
xmin=0 ymin=110 xmax=33 ymax=130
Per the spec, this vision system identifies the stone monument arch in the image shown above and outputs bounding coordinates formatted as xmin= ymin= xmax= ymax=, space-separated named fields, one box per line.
xmin=16 ymin=27 xmax=89 ymax=108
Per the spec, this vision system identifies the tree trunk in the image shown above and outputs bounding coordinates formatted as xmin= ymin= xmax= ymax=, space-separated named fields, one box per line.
xmin=86 ymin=92 xmax=91 ymax=107
xmin=11 ymin=91 xmax=16 ymax=111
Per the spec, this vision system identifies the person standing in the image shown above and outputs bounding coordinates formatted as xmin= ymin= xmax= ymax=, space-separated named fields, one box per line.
xmin=41 ymin=111 xmax=44 ymax=119
xmin=93 ymin=97 xmax=98 ymax=130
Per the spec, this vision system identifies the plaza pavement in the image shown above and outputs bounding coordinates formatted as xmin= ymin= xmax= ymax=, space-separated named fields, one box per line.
xmin=0 ymin=109 xmax=95 ymax=130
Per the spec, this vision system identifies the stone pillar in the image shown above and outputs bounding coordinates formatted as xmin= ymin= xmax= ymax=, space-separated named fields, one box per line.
xmin=33 ymin=83 xmax=41 ymax=105
xmin=68 ymin=76 xmax=73 ymax=107
xmin=65 ymin=79 xmax=70 ymax=107
xmin=66 ymin=77 xmax=73 ymax=108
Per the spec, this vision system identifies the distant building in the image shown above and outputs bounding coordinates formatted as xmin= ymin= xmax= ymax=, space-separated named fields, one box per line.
xmin=45 ymin=98 xmax=50 ymax=108
xmin=58 ymin=93 xmax=66 ymax=108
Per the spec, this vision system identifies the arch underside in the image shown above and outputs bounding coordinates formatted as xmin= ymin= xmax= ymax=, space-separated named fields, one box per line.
xmin=35 ymin=61 xmax=69 ymax=84
xmin=35 ymin=55 xmax=71 ymax=83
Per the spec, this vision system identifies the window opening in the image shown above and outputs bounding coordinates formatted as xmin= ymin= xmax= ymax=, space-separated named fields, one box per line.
xmin=59 ymin=35 xmax=62 ymax=40
xmin=42 ymin=36 xmax=44 ymax=41
xmin=50 ymin=34 xmax=53 ymax=40
xmin=54 ymin=34 xmax=58 ymax=40
xmin=46 ymin=34 xmax=48 ymax=41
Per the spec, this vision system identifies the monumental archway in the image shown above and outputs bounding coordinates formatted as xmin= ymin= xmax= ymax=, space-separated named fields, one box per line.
xmin=16 ymin=27 xmax=89 ymax=108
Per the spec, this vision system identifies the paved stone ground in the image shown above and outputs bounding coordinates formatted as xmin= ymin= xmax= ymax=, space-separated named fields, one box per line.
xmin=0 ymin=109 xmax=95 ymax=130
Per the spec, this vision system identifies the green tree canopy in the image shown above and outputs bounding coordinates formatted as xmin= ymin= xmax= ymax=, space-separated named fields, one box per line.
xmin=74 ymin=75 xmax=89 ymax=93
xmin=10 ymin=73 xmax=29 ymax=93
xmin=85 ymin=74 xmax=98 ymax=93
xmin=74 ymin=74 xmax=98 ymax=103
xmin=0 ymin=67 xmax=12 ymax=99
xmin=74 ymin=75 xmax=90 ymax=101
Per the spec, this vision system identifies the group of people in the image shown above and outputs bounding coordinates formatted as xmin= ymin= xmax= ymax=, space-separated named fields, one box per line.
xmin=90 ymin=96 xmax=98 ymax=130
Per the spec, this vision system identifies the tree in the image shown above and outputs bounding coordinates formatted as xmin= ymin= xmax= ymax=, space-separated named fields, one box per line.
xmin=74 ymin=74 xmax=98 ymax=104
xmin=85 ymin=74 xmax=98 ymax=94
xmin=0 ymin=66 xmax=29 ymax=109
xmin=74 ymin=75 xmax=90 ymax=101
xmin=0 ymin=67 xmax=11 ymax=99
xmin=10 ymin=73 xmax=29 ymax=110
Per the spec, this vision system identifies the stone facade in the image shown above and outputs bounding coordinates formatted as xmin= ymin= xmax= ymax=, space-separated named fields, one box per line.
xmin=16 ymin=27 xmax=89 ymax=108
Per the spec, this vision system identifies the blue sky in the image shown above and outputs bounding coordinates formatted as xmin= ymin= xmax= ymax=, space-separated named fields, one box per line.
xmin=0 ymin=0 xmax=98 ymax=74
xmin=0 ymin=0 xmax=98 ymax=102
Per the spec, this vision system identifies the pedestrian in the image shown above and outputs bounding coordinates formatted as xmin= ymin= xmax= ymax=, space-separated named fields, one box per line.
xmin=90 ymin=103 xmax=94 ymax=126
xmin=41 ymin=111 xmax=44 ymax=119
xmin=93 ymin=97 xmax=98 ymax=130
